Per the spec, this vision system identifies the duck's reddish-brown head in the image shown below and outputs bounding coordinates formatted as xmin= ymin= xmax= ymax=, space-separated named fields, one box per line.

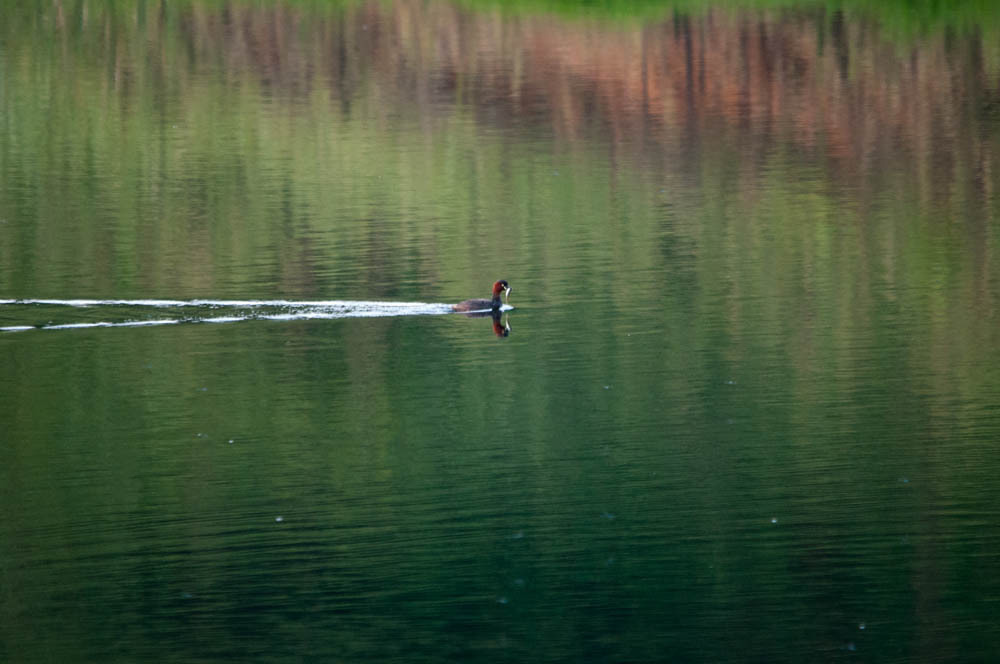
xmin=492 ymin=280 xmax=511 ymax=303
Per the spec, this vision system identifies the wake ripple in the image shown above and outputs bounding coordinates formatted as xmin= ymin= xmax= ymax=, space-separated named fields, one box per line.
xmin=0 ymin=298 xmax=475 ymax=332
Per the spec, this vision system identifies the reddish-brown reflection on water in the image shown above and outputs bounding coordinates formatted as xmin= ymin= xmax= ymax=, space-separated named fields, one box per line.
xmin=25 ymin=2 xmax=999 ymax=199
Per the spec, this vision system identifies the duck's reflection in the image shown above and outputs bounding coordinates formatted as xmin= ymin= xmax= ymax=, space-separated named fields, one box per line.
xmin=492 ymin=312 xmax=510 ymax=337
xmin=460 ymin=310 xmax=511 ymax=337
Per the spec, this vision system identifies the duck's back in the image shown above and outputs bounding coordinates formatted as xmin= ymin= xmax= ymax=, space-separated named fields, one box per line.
xmin=452 ymin=299 xmax=493 ymax=312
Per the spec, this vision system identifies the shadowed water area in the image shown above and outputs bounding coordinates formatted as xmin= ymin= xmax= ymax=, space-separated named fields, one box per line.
xmin=2 ymin=1 xmax=1000 ymax=661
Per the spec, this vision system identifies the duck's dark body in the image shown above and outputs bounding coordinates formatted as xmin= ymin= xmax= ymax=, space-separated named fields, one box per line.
xmin=451 ymin=280 xmax=510 ymax=313
xmin=452 ymin=296 xmax=502 ymax=312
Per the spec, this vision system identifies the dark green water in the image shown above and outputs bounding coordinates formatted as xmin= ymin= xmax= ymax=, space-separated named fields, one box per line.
xmin=3 ymin=1 xmax=1000 ymax=661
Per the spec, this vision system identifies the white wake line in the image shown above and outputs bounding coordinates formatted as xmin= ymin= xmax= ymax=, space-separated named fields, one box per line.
xmin=0 ymin=298 xmax=450 ymax=308
xmin=1 ymin=311 xmax=439 ymax=332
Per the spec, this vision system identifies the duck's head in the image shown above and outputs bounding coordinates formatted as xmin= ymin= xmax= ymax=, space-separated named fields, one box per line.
xmin=492 ymin=280 xmax=511 ymax=304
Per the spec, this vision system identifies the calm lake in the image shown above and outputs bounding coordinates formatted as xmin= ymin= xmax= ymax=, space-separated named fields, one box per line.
xmin=2 ymin=1 xmax=1000 ymax=661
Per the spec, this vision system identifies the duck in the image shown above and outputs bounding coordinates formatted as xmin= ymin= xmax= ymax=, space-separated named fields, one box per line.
xmin=452 ymin=280 xmax=511 ymax=312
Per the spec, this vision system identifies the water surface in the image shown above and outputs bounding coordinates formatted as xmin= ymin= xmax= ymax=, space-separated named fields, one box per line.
xmin=2 ymin=1 xmax=1000 ymax=661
